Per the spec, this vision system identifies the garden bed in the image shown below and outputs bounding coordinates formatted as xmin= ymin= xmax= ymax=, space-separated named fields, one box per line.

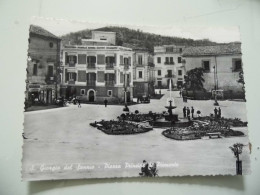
xmin=90 ymin=120 xmax=153 ymax=135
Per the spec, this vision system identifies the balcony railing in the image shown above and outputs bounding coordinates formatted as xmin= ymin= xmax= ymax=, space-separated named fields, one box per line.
xmin=87 ymin=80 xmax=96 ymax=86
xmin=165 ymin=74 xmax=174 ymax=78
xmin=106 ymin=63 xmax=115 ymax=69
xmin=87 ymin=63 xmax=96 ymax=69
xmin=105 ymin=81 xmax=115 ymax=86
xmin=69 ymin=62 xmax=76 ymax=67
xmin=68 ymin=79 xmax=75 ymax=84
xmin=164 ymin=62 xmax=174 ymax=65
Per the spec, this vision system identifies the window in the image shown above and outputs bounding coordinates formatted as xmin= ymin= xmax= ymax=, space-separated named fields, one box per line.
xmin=49 ymin=42 xmax=53 ymax=48
xmin=124 ymin=57 xmax=129 ymax=65
xmin=158 ymin=81 xmax=162 ymax=87
xmin=167 ymin=70 xmax=172 ymax=77
xmin=78 ymin=54 xmax=87 ymax=64
xmin=138 ymin=55 xmax=143 ymax=65
xmin=166 ymin=47 xmax=173 ymax=52
xmin=80 ymin=89 xmax=85 ymax=95
xmin=138 ymin=71 xmax=143 ymax=78
xmin=33 ymin=64 xmax=37 ymax=75
xmin=178 ymin=70 xmax=182 ymax=76
xmin=107 ymin=90 xmax=112 ymax=97
xmin=157 ymin=57 xmax=161 ymax=63
xmin=48 ymin=66 xmax=53 ymax=76
xmin=100 ymin=38 xmax=107 ymax=41
xmin=179 ymin=48 xmax=182 ymax=52
xmin=120 ymin=55 xmax=123 ymax=64
xmin=233 ymin=59 xmax=242 ymax=72
xmin=97 ymin=55 xmax=105 ymax=64
xmin=178 ymin=57 xmax=182 ymax=63
xmin=202 ymin=60 xmax=210 ymax=72
xmin=165 ymin=57 xmax=169 ymax=64
xmin=158 ymin=70 xmax=161 ymax=76
xmin=170 ymin=57 xmax=174 ymax=64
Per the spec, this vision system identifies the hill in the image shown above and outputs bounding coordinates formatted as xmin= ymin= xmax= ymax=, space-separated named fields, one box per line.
xmin=61 ymin=26 xmax=218 ymax=53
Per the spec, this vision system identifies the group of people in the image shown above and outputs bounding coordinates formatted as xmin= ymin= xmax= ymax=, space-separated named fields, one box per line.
xmin=214 ymin=107 xmax=222 ymax=119
xmin=139 ymin=160 xmax=158 ymax=177
xmin=183 ymin=106 xmax=197 ymax=120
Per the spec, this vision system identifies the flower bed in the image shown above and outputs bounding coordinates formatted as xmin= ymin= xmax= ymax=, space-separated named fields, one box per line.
xmin=194 ymin=116 xmax=247 ymax=127
xmin=162 ymin=119 xmax=245 ymax=141
xmin=117 ymin=112 xmax=164 ymax=122
xmin=90 ymin=120 xmax=153 ymax=135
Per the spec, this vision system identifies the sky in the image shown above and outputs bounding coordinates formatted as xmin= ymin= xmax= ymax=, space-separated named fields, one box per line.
xmin=31 ymin=17 xmax=241 ymax=43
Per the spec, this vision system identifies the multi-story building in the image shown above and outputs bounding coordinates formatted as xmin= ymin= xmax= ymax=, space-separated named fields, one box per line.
xmin=153 ymin=45 xmax=185 ymax=89
xmin=60 ymin=31 xmax=134 ymax=103
xmin=181 ymin=43 xmax=243 ymax=95
xmin=26 ymin=25 xmax=61 ymax=104
xmin=132 ymin=48 xmax=155 ymax=97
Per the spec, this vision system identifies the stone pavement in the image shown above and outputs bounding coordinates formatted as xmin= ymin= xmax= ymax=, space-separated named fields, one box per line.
xmin=22 ymin=89 xmax=250 ymax=180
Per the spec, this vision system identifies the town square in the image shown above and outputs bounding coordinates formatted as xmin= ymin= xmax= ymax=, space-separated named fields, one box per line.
xmin=22 ymin=22 xmax=250 ymax=180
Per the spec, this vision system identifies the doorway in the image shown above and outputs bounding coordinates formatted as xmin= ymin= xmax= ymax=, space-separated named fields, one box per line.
xmin=88 ymin=90 xmax=95 ymax=102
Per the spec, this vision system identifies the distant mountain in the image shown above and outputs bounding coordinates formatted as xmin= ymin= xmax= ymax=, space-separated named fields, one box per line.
xmin=61 ymin=26 xmax=218 ymax=53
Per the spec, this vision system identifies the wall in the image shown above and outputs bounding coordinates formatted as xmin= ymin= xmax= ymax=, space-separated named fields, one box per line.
xmin=184 ymin=54 xmax=243 ymax=92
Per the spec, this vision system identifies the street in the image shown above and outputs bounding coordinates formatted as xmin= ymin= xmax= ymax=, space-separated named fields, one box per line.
xmin=22 ymin=90 xmax=250 ymax=180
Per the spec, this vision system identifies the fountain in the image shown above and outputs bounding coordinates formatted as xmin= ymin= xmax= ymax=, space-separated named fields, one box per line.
xmin=151 ymin=80 xmax=190 ymax=128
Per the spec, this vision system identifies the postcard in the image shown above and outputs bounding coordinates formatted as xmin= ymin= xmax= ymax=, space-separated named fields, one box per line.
xmin=22 ymin=17 xmax=250 ymax=180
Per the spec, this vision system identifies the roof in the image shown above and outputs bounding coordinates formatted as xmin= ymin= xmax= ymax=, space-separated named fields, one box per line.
xmin=182 ymin=43 xmax=241 ymax=57
xmin=29 ymin=25 xmax=61 ymax=40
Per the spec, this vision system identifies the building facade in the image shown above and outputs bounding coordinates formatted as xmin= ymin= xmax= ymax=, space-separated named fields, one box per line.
xmin=26 ymin=25 xmax=61 ymax=105
xmin=153 ymin=45 xmax=185 ymax=89
xmin=60 ymin=31 xmax=134 ymax=103
xmin=182 ymin=43 xmax=243 ymax=94
xmin=132 ymin=49 xmax=154 ymax=97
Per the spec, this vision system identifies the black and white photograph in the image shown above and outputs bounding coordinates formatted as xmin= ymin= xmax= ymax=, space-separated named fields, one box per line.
xmin=22 ymin=17 xmax=250 ymax=181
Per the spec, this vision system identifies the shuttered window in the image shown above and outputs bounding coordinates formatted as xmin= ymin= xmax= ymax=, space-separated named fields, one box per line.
xmin=33 ymin=64 xmax=37 ymax=75
xmin=97 ymin=55 xmax=105 ymax=65
xmin=78 ymin=71 xmax=86 ymax=82
xmin=97 ymin=71 xmax=105 ymax=82
xmin=120 ymin=72 xmax=124 ymax=83
xmin=78 ymin=54 xmax=86 ymax=64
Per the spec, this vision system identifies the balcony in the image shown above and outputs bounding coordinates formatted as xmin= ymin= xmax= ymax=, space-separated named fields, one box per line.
xmin=106 ymin=63 xmax=115 ymax=69
xmin=68 ymin=79 xmax=75 ymax=84
xmin=87 ymin=63 xmax=96 ymax=69
xmin=87 ymin=80 xmax=96 ymax=86
xmin=68 ymin=62 xmax=76 ymax=67
xmin=105 ymin=80 xmax=115 ymax=86
xmin=165 ymin=74 xmax=174 ymax=78
xmin=164 ymin=62 xmax=175 ymax=65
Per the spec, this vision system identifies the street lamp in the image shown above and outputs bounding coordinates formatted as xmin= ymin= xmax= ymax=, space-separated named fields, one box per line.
xmin=213 ymin=66 xmax=219 ymax=106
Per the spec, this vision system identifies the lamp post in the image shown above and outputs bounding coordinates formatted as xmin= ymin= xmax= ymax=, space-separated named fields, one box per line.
xmin=213 ymin=66 xmax=219 ymax=106
xmin=124 ymin=64 xmax=128 ymax=107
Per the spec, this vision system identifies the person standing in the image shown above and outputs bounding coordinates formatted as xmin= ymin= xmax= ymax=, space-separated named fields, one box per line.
xmin=218 ymin=107 xmax=222 ymax=118
xmin=183 ymin=106 xmax=187 ymax=118
xmin=78 ymin=99 xmax=81 ymax=108
xmin=191 ymin=106 xmax=195 ymax=118
xmin=104 ymin=99 xmax=108 ymax=107
xmin=179 ymin=90 xmax=182 ymax=97
xmin=214 ymin=107 xmax=218 ymax=118
xmin=187 ymin=107 xmax=191 ymax=121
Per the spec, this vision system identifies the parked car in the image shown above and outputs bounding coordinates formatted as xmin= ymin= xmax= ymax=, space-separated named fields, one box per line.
xmin=140 ymin=95 xmax=150 ymax=103
xmin=55 ymin=97 xmax=67 ymax=107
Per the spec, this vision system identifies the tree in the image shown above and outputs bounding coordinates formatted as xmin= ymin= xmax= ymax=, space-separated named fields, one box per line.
xmin=184 ymin=68 xmax=205 ymax=92
xmin=229 ymin=143 xmax=244 ymax=162
xmin=237 ymin=70 xmax=245 ymax=100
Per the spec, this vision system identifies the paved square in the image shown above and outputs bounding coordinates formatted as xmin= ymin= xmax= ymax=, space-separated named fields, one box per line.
xmin=22 ymin=90 xmax=250 ymax=180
